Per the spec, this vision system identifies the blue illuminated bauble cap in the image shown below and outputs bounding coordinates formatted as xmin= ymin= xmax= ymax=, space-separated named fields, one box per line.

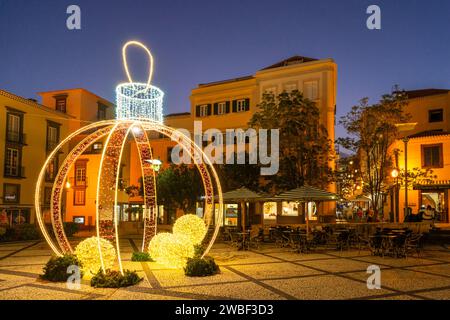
xmin=115 ymin=41 xmax=164 ymax=122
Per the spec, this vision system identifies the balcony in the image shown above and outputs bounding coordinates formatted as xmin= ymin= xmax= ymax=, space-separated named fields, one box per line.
xmin=4 ymin=166 xmax=26 ymax=178
xmin=6 ymin=131 xmax=26 ymax=145
xmin=68 ymin=177 xmax=88 ymax=188
xmin=46 ymin=140 xmax=59 ymax=152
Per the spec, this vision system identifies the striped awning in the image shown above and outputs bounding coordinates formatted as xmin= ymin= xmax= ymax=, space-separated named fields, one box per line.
xmin=273 ymin=185 xmax=339 ymax=202
xmin=215 ymin=187 xmax=263 ymax=202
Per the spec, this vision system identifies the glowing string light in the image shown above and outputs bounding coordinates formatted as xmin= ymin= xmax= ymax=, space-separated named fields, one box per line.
xmin=116 ymin=40 xmax=163 ymax=122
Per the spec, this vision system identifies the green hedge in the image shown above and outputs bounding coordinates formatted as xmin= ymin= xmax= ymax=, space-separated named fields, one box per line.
xmin=131 ymin=251 xmax=154 ymax=262
xmin=90 ymin=269 xmax=142 ymax=288
xmin=0 ymin=224 xmax=41 ymax=242
xmin=41 ymin=254 xmax=83 ymax=282
xmin=184 ymin=256 xmax=220 ymax=277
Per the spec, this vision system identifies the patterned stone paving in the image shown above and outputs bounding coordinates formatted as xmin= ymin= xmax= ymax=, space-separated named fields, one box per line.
xmin=0 ymin=239 xmax=449 ymax=300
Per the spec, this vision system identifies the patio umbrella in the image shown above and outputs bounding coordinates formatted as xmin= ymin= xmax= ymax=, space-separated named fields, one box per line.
xmin=273 ymin=185 xmax=340 ymax=235
xmin=214 ymin=187 xmax=263 ymax=202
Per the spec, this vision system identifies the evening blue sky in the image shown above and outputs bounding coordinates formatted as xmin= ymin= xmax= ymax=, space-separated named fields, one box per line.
xmin=1 ymin=0 xmax=449 ymax=140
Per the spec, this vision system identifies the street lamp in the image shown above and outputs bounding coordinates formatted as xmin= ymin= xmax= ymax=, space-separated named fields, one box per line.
xmin=145 ymin=158 xmax=162 ymax=172
xmin=395 ymin=123 xmax=417 ymax=220
xmin=391 ymin=168 xmax=399 ymax=222
xmin=144 ymin=158 xmax=162 ymax=223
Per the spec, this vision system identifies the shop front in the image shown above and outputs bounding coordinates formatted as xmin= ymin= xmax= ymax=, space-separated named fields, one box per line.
xmin=414 ymin=182 xmax=449 ymax=223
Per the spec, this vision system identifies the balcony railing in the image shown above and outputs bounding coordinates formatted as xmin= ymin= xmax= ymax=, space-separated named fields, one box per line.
xmin=6 ymin=131 xmax=26 ymax=144
xmin=46 ymin=140 xmax=59 ymax=152
xmin=4 ymin=166 xmax=25 ymax=178
xmin=69 ymin=177 xmax=88 ymax=187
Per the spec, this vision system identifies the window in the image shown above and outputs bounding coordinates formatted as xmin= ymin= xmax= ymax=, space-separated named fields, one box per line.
xmin=3 ymin=184 xmax=20 ymax=203
xmin=44 ymin=187 xmax=52 ymax=206
xmin=98 ymin=103 xmax=107 ymax=120
xmin=422 ymin=144 xmax=443 ymax=168
xmin=217 ymin=102 xmax=226 ymax=115
xmin=6 ymin=113 xmax=21 ymax=142
xmin=5 ymin=148 xmax=19 ymax=176
xmin=237 ymin=99 xmax=246 ymax=112
xmin=73 ymin=216 xmax=85 ymax=224
xmin=264 ymin=86 xmax=277 ymax=95
xmin=428 ymin=109 xmax=443 ymax=123
xmin=304 ymin=80 xmax=319 ymax=100
xmin=224 ymin=204 xmax=238 ymax=226
xmin=263 ymin=202 xmax=277 ymax=220
xmin=75 ymin=163 xmax=87 ymax=186
xmin=199 ymin=105 xmax=208 ymax=117
xmin=46 ymin=123 xmax=59 ymax=151
xmin=282 ymin=201 xmax=299 ymax=216
xmin=92 ymin=142 xmax=103 ymax=152
xmin=55 ymin=96 xmax=67 ymax=113
xmin=45 ymin=157 xmax=58 ymax=181
xmin=232 ymin=99 xmax=249 ymax=112
xmin=284 ymin=83 xmax=297 ymax=92
xmin=74 ymin=189 xmax=85 ymax=206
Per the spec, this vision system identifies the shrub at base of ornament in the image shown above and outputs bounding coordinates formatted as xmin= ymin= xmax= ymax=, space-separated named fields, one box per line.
xmin=90 ymin=269 xmax=142 ymax=288
xmin=131 ymin=251 xmax=154 ymax=262
xmin=74 ymin=236 xmax=116 ymax=275
xmin=184 ymin=256 xmax=220 ymax=277
xmin=40 ymin=254 xmax=83 ymax=282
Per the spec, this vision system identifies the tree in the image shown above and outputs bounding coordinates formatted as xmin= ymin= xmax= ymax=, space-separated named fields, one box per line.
xmin=395 ymin=167 xmax=437 ymax=188
xmin=337 ymin=90 xmax=410 ymax=211
xmin=156 ymin=164 xmax=203 ymax=214
xmin=215 ymin=157 xmax=261 ymax=192
xmin=249 ymin=90 xmax=334 ymax=193
xmin=335 ymin=155 xmax=363 ymax=199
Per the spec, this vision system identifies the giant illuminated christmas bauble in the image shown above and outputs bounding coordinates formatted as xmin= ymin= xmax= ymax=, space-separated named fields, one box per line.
xmin=34 ymin=41 xmax=223 ymax=274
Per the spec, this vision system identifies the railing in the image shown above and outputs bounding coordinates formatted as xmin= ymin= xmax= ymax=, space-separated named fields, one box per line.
xmin=69 ymin=176 xmax=88 ymax=187
xmin=6 ymin=131 xmax=26 ymax=144
xmin=46 ymin=140 xmax=59 ymax=152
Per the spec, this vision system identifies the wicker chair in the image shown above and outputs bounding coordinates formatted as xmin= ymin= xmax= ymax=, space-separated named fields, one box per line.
xmin=405 ymin=233 xmax=423 ymax=258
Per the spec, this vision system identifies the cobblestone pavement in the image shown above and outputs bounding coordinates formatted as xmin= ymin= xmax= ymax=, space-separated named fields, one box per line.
xmin=0 ymin=239 xmax=449 ymax=300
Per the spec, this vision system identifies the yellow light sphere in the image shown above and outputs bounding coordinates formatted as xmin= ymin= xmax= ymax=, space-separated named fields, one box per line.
xmin=172 ymin=214 xmax=207 ymax=246
xmin=149 ymin=233 xmax=194 ymax=268
xmin=74 ymin=236 xmax=116 ymax=275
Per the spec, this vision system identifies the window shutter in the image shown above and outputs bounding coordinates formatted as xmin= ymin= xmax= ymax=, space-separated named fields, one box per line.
xmin=232 ymin=100 xmax=237 ymax=112
xmin=213 ymin=103 xmax=218 ymax=115
xmin=226 ymin=101 xmax=230 ymax=113
xmin=207 ymin=104 xmax=212 ymax=116
xmin=195 ymin=105 xmax=200 ymax=117
xmin=245 ymin=98 xmax=250 ymax=111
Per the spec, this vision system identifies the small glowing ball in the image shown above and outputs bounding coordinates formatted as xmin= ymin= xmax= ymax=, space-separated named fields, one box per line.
xmin=149 ymin=233 xmax=195 ymax=268
xmin=173 ymin=214 xmax=207 ymax=246
xmin=74 ymin=237 xmax=116 ymax=275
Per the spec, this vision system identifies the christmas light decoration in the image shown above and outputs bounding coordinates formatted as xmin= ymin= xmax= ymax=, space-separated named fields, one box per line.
xmin=173 ymin=214 xmax=207 ymax=246
xmin=34 ymin=41 xmax=224 ymax=276
xmin=149 ymin=233 xmax=195 ymax=269
xmin=75 ymin=237 xmax=116 ymax=275
xmin=116 ymin=40 xmax=163 ymax=122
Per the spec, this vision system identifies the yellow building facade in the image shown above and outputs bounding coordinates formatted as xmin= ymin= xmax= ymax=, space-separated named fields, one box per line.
xmin=388 ymin=89 xmax=450 ymax=223
xmin=127 ymin=56 xmax=338 ymax=227
xmin=0 ymin=90 xmax=72 ymax=225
